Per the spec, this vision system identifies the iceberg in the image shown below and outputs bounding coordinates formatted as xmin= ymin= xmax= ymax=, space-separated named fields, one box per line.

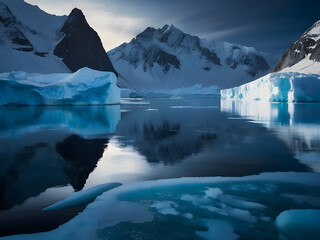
xmin=0 ymin=68 xmax=120 ymax=106
xmin=43 ymin=182 xmax=122 ymax=211
xmin=221 ymin=72 xmax=320 ymax=102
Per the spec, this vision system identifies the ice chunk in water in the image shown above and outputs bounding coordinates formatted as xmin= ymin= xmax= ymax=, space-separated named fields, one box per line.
xmin=43 ymin=182 xmax=122 ymax=211
xmin=276 ymin=209 xmax=320 ymax=240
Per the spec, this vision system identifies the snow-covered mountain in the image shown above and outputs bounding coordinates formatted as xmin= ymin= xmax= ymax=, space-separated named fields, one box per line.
xmin=273 ymin=19 xmax=320 ymax=74
xmin=0 ymin=0 xmax=116 ymax=74
xmin=108 ymin=24 xmax=277 ymax=93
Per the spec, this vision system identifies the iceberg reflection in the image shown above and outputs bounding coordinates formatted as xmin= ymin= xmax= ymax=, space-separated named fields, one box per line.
xmin=0 ymin=105 xmax=121 ymax=138
xmin=221 ymin=100 xmax=320 ymax=171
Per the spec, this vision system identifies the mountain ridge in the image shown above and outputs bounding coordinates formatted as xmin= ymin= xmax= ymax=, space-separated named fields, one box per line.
xmin=108 ymin=24 xmax=276 ymax=93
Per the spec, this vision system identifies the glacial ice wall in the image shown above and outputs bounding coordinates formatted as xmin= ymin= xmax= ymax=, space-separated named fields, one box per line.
xmin=221 ymin=72 xmax=320 ymax=102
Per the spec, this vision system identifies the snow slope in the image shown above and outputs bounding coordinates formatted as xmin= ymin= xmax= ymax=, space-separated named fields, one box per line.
xmin=279 ymin=56 xmax=320 ymax=74
xmin=220 ymin=72 xmax=320 ymax=102
xmin=108 ymin=24 xmax=276 ymax=94
xmin=0 ymin=0 xmax=70 ymax=73
xmin=0 ymin=67 xmax=120 ymax=105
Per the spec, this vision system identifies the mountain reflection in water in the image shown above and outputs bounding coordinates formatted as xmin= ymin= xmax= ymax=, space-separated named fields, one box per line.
xmin=0 ymin=98 xmax=318 ymax=236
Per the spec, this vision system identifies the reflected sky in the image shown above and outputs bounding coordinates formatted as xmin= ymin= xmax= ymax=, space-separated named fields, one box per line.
xmin=0 ymin=98 xmax=318 ymax=236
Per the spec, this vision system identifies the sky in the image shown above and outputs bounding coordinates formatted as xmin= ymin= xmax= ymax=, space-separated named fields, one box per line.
xmin=26 ymin=0 xmax=320 ymax=55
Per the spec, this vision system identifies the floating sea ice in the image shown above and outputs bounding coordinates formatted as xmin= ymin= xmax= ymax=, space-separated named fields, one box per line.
xmin=43 ymin=182 xmax=122 ymax=211
xmin=219 ymin=194 xmax=267 ymax=210
xmin=276 ymin=209 xmax=320 ymax=240
xmin=205 ymin=187 xmax=223 ymax=199
xmin=3 ymin=172 xmax=320 ymax=240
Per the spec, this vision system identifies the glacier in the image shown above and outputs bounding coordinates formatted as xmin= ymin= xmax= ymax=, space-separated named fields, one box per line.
xmin=0 ymin=68 xmax=120 ymax=106
xmin=221 ymin=72 xmax=320 ymax=102
xmin=2 ymin=172 xmax=320 ymax=240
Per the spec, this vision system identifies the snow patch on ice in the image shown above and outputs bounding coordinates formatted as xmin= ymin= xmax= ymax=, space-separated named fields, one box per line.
xmin=205 ymin=187 xmax=223 ymax=199
xmin=150 ymin=201 xmax=179 ymax=215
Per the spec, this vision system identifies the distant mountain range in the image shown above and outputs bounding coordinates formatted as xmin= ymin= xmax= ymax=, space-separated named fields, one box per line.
xmin=108 ymin=24 xmax=277 ymax=92
xmin=273 ymin=20 xmax=320 ymax=74
xmin=1 ymin=0 xmax=319 ymax=94
xmin=0 ymin=0 xmax=116 ymax=74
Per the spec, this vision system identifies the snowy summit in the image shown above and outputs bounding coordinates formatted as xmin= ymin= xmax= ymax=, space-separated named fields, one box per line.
xmin=108 ymin=24 xmax=276 ymax=94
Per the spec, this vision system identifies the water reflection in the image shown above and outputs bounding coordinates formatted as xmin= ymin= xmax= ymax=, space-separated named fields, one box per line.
xmin=0 ymin=105 xmax=120 ymax=236
xmin=0 ymin=105 xmax=120 ymax=138
xmin=106 ymin=98 xmax=307 ymax=181
xmin=221 ymin=100 xmax=320 ymax=171
xmin=0 ymin=98 xmax=315 ymax=236
xmin=0 ymin=106 xmax=120 ymax=210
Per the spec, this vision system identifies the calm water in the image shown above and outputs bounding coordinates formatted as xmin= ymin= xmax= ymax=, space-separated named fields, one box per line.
xmin=0 ymin=97 xmax=319 ymax=236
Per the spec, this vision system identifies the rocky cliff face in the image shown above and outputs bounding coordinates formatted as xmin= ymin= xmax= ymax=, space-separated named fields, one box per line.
xmin=273 ymin=20 xmax=320 ymax=72
xmin=54 ymin=8 xmax=116 ymax=74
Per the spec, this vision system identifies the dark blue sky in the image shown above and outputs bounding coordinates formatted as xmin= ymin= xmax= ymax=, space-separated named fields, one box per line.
xmin=28 ymin=0 xmax=320 ymax=54
xmin=107 ymin=0 xmax=320 ymax=54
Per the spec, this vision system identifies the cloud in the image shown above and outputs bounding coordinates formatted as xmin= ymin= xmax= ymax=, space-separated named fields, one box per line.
xmin=25 ymin=0 xmax=320 ymax=54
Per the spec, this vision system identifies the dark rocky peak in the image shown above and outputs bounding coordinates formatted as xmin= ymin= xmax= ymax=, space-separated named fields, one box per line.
xmin=136 ymin=26 xmax=157 ymax=41
xmin=161 ymin=24 xmax=169 ymax=32
xmin=54 ymin=8 xmax=117 ymax=75
xmin=159 ymin=24 xmax=186 ymax=44
xmin=60 ymin=8 xmax=88 ymax=33
xmin=135 ymin=24 xmax=173 ymax=42
xmin=273 ymin=19 xmax=320 ymax=72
